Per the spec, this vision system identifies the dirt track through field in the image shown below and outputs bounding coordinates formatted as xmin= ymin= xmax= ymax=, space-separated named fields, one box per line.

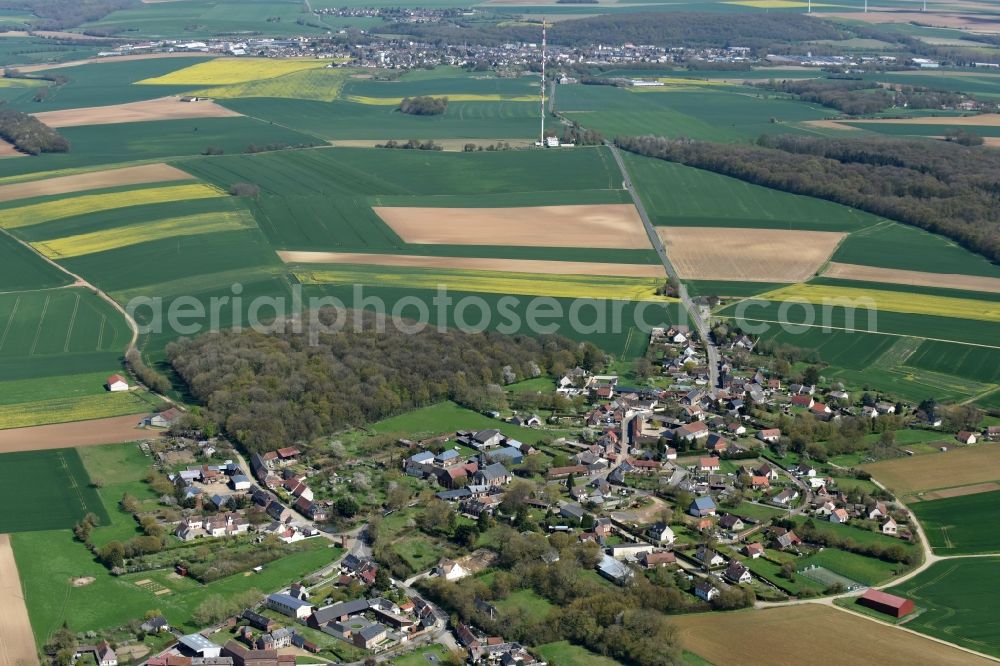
xmin=278 ymin=250 xmax=665 ymax=277
xmin=657 ymin=227 xmax=846 ymax=282
xmin=0 ymin=534 xmax=38 ymax=666
xmin=672 ymin=604 xmax=996 ymax=666
xmin=32 ymin=96 xmax=242 ymax=128
xmin=0 ymin=163 xmax=192 ymax=203
xmin=374 ymin=204 xmax=651 ymax=249
xmin=818 ymin=11 xmax=1000 ymax=31
xmin=0 ymin=413 xmax=158 ymax=452
xmin=824 ymin=262 xmax=1000 ymax=294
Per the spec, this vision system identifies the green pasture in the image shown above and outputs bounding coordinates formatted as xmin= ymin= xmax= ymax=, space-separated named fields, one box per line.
xmin=622 ymin=151 xmax=876 ymax=232
xmin=12 ymin=529 xmax=338 ymax=644
xmin=905 ymin=340 xmax=1000 ymax=385
xmin=0 ymin=392 xmax=155 ymax=430
xmin=0 ymin=448 xmax=109 ymax=532
xmin=536 ymin=641 xmax=625 ymax=666
xmin=888 ymin=558 xmax=1000 ymax=658
xmin=911 ymin=490 xmax=1000 ymax=555
xmin=754 ymin=326 xmax=898 ymax=370
xmin=799 ymin=548 xmax=901 ymax=586
xmin=364 ymin=400 xmax=566 ymax=445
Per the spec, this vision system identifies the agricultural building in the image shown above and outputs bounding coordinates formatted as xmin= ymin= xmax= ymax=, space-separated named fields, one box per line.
xmin=857 ymin=589 xmax=915 ymax=618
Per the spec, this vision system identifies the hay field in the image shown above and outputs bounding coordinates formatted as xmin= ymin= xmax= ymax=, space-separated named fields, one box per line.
xmin=0 ymin=392 xmax=152 ymax=430
xmin=136 ymin=57 xmax=326 ymax=86
xmin=374 ymin=204 xmax=651 ymax=249
xmin=757 ymin=283 xmax=1000 ymax=323
xmin=862 ymin=446 xmax=1000 ymax=496
xmin=33 ymin=209 xmax=256 ymax=259
xmin=0 ymin=183 xmax=224 ymax=229
xmin=671 ymin=605 xmax=995 ymax=666
xmin=32 ymin=97 xmax=242 ymax=128
xmin=346 ymin=93 xmax=536 ymax=105
xmin=657 ymin=227 xmax=846 ymax=281
xmin=279 ymin=251 xmax=665 ymax=277
xmin=295 ymin=266 xmax=673 ymax=301
xmin=0 ymin=163 xmax=191 ymax=203
xmin=824 ymin=262 xmax=1000 ymax=294
xmin=0 ymin=535 xmax=37 ymax=666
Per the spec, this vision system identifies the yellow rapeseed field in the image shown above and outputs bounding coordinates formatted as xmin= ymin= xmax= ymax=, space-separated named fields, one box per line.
xmin=346 ymin=94 xmax=536 ymax=105
xmin=32 ymin=209 xmax=255 ymax=259
xmin=191 ymin=67 xmax=354 ymax=102
xmin=0 ymin=183 xmax=224 ymax=229
xmin=295 ymin=266 xmax=675 ymax=302
xmin=757 ymin=284 xmax=1000 ymax=323
xmin=136 ymin=58 xmax=327 ymax=86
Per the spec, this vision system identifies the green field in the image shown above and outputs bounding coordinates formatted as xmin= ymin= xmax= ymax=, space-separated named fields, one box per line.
xmin=0 ymin=231 xmax=72 ymax=291
xmin=559 ymin=84 xmax=835 ymax=142
xmin=798 ymin=548 xmax=902 ymax=586
xmin=905 ymin=340 xmax=1000 ymax=385
xmin=623 ymin=151 xmax=878 ymax=231
xmin=754 ymin=326 xmax=899 ymax=371
xmin=911 ymin=490 xmax=1000 ymax=555
xmin=0 ymin=448 xmax=109 ymax=532
xmin=888 ymin=558 xmax=1000 ymax=658
xmin=363 ymin=400 xmax=565 ymax=445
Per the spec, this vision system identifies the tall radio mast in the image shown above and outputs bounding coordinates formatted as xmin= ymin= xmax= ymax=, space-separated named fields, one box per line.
xmin=540 ymin=19 xmax=547 ymax=145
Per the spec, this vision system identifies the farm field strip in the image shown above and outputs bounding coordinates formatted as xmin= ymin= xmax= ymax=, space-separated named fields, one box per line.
xmin=756 ymin=284 xmax=1000 ymax=323
xmin=345 ymin=93 xmax=537 ymax=104
xmin=669 ymin=604 xmax=994 ymax=666
xmin=191 ymin=66 xmax=355 ymax=102
xmin=0 ymin=392 xmax=155 ymax=430
xmin=31 ymin=97 xmax=243 ymax=128
xmin=374 ymin=204 xmax=652 ymax=249
xmin=657 ymin=227 xmax=846 ymax=282
xmin=862 ymin=445 xmax=1000 ymax=496
xmin=0 ymin=289 xmax=129 ymax=360
xmin=0 ymin=163 xmax=192 ymax=203
xmin=278 ymin=251 xmax=666 ymax=277
xmin=0 ymin=183 xmax=224 ymax=229
xmin=0 ymin=414 xmax=156 ymax=453
xmin=32 ymin=209 xmax=256 ymax=259
xmin=294 ymin=266 xmax=675 ymax=301
xmin=0 ymin=448 xmax=108 ymax=531
xmin=910 ymin=490 xmax=1000 ymax=555
xmin=135 ymin=57 xmax=327 ymax=86
xmin=823 ymin=262 xmax=1000 ymax=295
xmin=0 ymin=535 xmax=36 ymax=666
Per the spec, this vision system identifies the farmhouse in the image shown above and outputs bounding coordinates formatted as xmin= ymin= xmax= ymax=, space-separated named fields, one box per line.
xmin=266 ymin=593 xmax=313 ymax=619
xmin=857 ymin=589 xmax=915 ymax=618
xmin=756 ymin=429 xmax=781 ymax=444
xmin=689 ymin=496 xmax=717 ymax=517
xmin=149 ymin=407 xmax=182 ymax=428
xmin=956 ymin=431 xmax=978 ymax=445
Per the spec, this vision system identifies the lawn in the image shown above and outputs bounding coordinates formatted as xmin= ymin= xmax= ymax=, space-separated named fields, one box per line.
xmin=888 ymin=558 xmax=1000 ymax=658
xmin=535 ymin=641 xmax=625 ymax=666
xmin=496 ymin=588 xmax=554 ymax=622
xmin=0 ymin=448 xmax=109 ymax=532
xmin=363 ymin=401 xmax=567 ymax=445
xmin=12 ymin=530 xmax=339 ymax=644
xmin=390 ymin=643 xmax=452 ymax=666
xmin=910 ymin=490 xmax=1000 ymax=555
xmin=798 ymin=548 xmax=902 ymax=586
xmin=78 ymin=442 xmax=162 ymax=547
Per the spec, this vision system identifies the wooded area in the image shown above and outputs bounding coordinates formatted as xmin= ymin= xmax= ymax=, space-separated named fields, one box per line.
xmin=399 ymin=96 xmax=448 ymax=116
xmin=750 ymin=79 xmax=969 ymax=116
xmin=0 ymin=107 xmax=69 ymax=154
xmin=167 ymin=310 xmax=594 ymax=453
xmin=617 ymin=134 xmax=1000 ymax=262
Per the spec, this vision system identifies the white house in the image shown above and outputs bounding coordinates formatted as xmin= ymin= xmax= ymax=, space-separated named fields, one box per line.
xmin=830 ymin=508 xmax=850 ymax=524
xmin=694 ymin=580 xmax=719 ymax=602
xmin=648 ymin=523 xmax=675 ymax=546
xmin=436 ymin=558 xmax=468 ymax=581
xmin=882 ymin=518 xmax=898 ymax=536
xmin=106 ymin=374 xmax=129 ymax=392
xmin=149 ymin=407 xmax=182 ymax=428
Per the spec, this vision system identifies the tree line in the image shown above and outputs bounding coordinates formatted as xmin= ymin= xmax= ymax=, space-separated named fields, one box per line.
xmin=750 ymin=78 xmax=970 ymax=116
xmin=0 ymin=107 xmax=69 ymax=154
xmin=616 ymin=134 xmax=1000 ymax=263
xmin=167 ymin=309 xmax=590 ymax=454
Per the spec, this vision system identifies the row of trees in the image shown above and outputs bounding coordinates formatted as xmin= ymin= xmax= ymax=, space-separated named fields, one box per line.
xmin=167 ymin=309 xmax=587 ymax=453
xmin=616 ymin=134 xmax=1000 ymax=263
xmin=378 ymin=138 xmax=444 ymax=151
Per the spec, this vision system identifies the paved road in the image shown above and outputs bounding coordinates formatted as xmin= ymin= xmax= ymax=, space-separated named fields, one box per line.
xmin=607 ymin=143 xmax=720 ymax=388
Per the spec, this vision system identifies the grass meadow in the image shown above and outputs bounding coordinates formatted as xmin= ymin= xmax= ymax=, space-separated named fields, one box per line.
xmin=910 ymin=490 xmax=1000 ymax=555
xmin=888 ymin=558 xmax=1000 ymax=658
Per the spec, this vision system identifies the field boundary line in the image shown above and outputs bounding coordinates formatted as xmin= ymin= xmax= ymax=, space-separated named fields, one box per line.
xmin=63 ymin=292 xmax=80 ymax=353
xmin=27 ymin=294 xmax=49 ymax=357
xmin=0 ymin=294 xmax=20 ymax=353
